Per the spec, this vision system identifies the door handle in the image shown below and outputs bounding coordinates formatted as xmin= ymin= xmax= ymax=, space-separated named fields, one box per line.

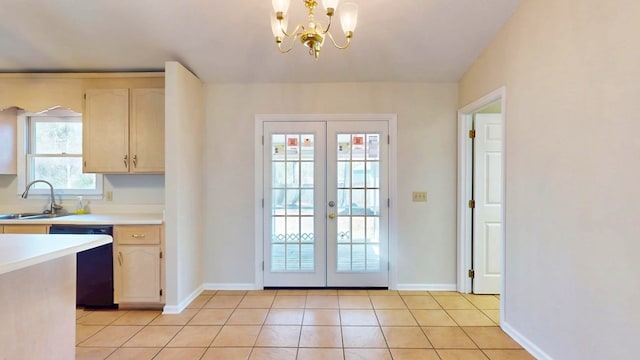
xmin=328 ymin=212 xmax=336 ymax=219
xmin=118 ymin=252 xmax=123 ymax=266
xmin=123 ymin=155 xmax=128 ymax=168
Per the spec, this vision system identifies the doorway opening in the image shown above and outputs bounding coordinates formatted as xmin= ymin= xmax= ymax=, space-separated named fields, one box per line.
xmin=457 ymin=87 xmax=506 ymax=319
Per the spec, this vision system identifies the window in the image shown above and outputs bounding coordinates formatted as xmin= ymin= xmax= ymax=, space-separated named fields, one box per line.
xmin=24 ymin=110 xmax=102 ymax=196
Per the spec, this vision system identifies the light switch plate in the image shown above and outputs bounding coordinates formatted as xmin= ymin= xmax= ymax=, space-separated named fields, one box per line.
xmin=412 ymin=191 xmax=427 ymax=202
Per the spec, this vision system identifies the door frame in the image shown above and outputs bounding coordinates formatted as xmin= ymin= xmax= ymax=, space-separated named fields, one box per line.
xmin=457 ymin=87 xmax=506 ymax=301
xmin=254 ymin=114 xmax=398 ymax=290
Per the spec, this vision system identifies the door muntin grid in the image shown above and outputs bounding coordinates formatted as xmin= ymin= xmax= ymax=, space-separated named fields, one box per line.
xmin=271 ymin=133 xmax=316 ymax=272
xmin=335 ymin=133 xmax=381 ymax=272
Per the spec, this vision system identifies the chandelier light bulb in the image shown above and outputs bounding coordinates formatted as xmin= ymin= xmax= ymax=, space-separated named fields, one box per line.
xmin=272 ymin=0 xmax=291 ymax=14
xmin=271 ymin=14 xmax=288 ymax=38
xmin=322 ymin=0 xmax=340 ymax=13
xmin=339 ymin=2 xmax=358 ymax=33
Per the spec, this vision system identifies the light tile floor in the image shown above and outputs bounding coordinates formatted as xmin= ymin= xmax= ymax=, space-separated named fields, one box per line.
xmin=76 ymin=290 xmax=535 ymax=360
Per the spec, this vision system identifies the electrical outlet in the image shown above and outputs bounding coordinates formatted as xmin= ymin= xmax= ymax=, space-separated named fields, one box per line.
xmin=105 ymin=191 xmax=113 ymax=201
xmin=412 ymin=191 xmax=427 ymax=202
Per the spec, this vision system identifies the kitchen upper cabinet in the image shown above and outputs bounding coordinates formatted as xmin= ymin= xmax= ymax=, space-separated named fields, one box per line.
xmin=83 ymin=88 xmax=165 ymax=174
xmin=130 ymin=89 xmax=165 ymax=173
xmin=0 ymin=107 xmax=17 ymax=174
xmin=113 ymin=225 xmax=164 ymax=305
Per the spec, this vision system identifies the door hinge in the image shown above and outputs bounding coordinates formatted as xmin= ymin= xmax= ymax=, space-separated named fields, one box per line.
xmin=468 ymin=269 xmax=475 ymax=278
xmin=468 ymin=199 xmax=476 ymax=209
xmin=160 ymin=289 xmax=163 ymax=296
xmin=387 ymin=198 xmax=390 ymax=208
xmin=159 ymin=251 xmax=163 ymax=259
xmin=387 ymin=135 xmax=390 ymax=144
xmin=262 ymin=261 xmax=264 ymax=271
xmin=83 ymin=161 xmax=86 ymax=168
xmin=262 ymin=135 xmax=264 ymax=145
xmin=261 ymin=199 xmax=264 ymax=208
xmin=469 ymin=129 xmax=476 ymax=139
xmin=83 ymin=93 xmax=86 ymax=100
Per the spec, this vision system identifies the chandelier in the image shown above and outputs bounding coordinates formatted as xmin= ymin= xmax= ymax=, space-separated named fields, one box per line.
xmin=270 ymin=0 xmax=359 ymax=59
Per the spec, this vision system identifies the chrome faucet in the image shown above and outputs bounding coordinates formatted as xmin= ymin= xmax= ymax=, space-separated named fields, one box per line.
xmin=21 ymin=180 xmax=63 ymax=215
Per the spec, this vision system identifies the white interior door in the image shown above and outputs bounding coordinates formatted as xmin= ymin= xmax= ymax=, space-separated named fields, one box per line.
xmin=473 ymin=114 xmax=502 ymax=294
xmin=263 ymin=120 xmax=389 ymax=288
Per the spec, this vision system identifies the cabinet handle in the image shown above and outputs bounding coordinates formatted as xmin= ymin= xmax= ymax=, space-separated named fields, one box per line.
xmin=118 ymin=252 xmax=123 ymax=266
xmin=124 ymin=155 xmax=128 ymax=168
xmin=133 ymin=155 xmax=137 ymax=168
xmin=131 ymin=234 xmax=146 ymax=239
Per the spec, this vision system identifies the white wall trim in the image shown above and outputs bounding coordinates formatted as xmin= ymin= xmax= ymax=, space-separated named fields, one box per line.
xmin=162 ymin=284 xmax=204 ymax=314
xmin=254 ymin=113 xmax=398 ymax=289
xmin=203 ymin=283 xmax=260 ymax=291
xmin=457 ymin=86 xmax=507 ymax=324
xmin=502 ymin=321 xmax=553 ymax=360
xmin=396 ymin=283 xmax=457 ymax=291
xmin=254 ymin=115 xmax=265 ymax=290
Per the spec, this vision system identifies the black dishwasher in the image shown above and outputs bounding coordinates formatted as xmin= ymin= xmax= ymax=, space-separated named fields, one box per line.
xmin=49 ymin=225 xmax=116 ymax=308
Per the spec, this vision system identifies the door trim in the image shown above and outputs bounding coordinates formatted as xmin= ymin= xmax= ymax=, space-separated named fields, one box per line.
xmin=254 ymin=114 xmax=398 ymax=290
xmin=457 ymin=87 xmax=506 ymax=315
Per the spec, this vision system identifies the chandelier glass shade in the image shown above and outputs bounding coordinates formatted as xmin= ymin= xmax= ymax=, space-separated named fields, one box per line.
xmin=270 ymin=0 xmax=359 ymax=59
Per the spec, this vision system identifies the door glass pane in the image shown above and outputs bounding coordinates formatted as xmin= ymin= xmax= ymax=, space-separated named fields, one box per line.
xmin=337 ymin=189 xmax=350 ymax=215
xmin=351 ymin=134 xmax=366 ymax=161
xmin=271 ymin=133 xmax=315 ymax=272
xmin=337 ymin=217 xmax=350 ymax=243
xmin=335 ymin=132 xmax=382 ymax=272
xmin=366 ymin=134 xmax=380 ymax=160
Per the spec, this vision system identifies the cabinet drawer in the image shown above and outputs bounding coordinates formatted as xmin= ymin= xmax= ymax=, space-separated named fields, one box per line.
xmin=5 ymin=225 xmax=50 ymax=234
xmin=115 ymin=225 xmax=161 ymax=245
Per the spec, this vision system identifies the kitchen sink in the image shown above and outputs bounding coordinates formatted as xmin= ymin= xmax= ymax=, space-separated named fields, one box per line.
xmin=0 ymin=212 xmax=70 ymax=220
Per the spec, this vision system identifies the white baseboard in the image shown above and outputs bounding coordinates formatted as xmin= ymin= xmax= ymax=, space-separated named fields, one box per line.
xmin=203 ymin=283 xmax=259 ymax=291
xmin=396 ymin=283 xmax=457 ymax=291
xmin=162 ymin=284 xmax=204 ymax=314
xmin=502 ymin=320 xmax=552 ymax=360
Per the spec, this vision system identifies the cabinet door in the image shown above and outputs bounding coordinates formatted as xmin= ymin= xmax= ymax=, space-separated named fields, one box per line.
xmin=3 ymin=225 xmax=49 ymax=234
xmin=130 ymin=89 xmax=165 ymax=173
xmin=114 ymin=245 xmax=161 ymax=303
xmin=83 ymin=89 xmax=130 ymax=173
xmin=0 ymin=107 xmax=17 ymax=174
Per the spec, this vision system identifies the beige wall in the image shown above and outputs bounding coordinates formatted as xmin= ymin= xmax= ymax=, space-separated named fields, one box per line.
xmin=203 ymin=82 xmax=459 ymax=287
xmin=164 ymin=62 xmax=205 ymax=310
xmin=459 ymin=0 xmax=640 ymax=358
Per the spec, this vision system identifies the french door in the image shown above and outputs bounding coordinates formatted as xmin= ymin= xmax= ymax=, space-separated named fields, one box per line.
xmin=263 ymin=120 xmax=389 ymax=287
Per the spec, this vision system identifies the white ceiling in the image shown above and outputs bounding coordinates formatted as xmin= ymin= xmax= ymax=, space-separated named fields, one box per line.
xmin=0 ymin=0 xmax=522 ymax=83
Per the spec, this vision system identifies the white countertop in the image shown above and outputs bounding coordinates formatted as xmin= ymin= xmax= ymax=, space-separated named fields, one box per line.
xmin=0 ymin=234 xmax=112 ymax=275
xmin=0 ymin=213 xmax=163 ymax=225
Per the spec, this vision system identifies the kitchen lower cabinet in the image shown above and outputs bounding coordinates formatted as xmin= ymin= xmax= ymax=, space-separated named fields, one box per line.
xmin=3 ymin=225 xmax=49 ymax=234
xmin=113 ymin=225 xmax=164 ymax=305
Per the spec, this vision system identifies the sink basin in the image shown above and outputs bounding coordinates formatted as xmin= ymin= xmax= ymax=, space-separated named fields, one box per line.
xmin=0 ymin=212 xmax=69 ymax=220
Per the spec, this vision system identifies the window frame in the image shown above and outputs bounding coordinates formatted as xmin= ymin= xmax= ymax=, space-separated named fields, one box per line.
xmin=17 ymin=109 xmax=103 ymax=199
